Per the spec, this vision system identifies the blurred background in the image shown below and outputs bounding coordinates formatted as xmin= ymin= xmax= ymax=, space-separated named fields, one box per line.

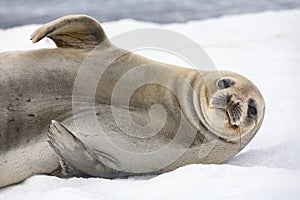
xmin=1 ymin=0 xmax=300 ymax=29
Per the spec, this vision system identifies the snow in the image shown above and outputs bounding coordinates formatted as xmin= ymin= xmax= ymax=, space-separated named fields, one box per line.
xmin=0 ymin=165 xmax=299 ymax=200
xmin=0 ymin=9 xmax=300 ymax=199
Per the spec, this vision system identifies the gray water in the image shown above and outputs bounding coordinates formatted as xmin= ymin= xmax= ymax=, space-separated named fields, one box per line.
xmin=1 ymin=0 xmax=300 ymax=29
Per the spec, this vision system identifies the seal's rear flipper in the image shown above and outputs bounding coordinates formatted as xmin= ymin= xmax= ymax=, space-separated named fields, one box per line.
xmin=31 ymin=15 xmax=107 ymax=49
xmin=47 ymin=120 xmax=120 ymax=178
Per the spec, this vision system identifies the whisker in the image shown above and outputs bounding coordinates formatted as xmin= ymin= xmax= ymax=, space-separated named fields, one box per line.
xmin=211 ymin=94 xmax=232 ymax=107
xmin=238 ymin=126 xmax=241 ymax=148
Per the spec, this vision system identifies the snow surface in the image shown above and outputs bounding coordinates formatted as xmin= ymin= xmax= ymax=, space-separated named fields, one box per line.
xmin=0 ymin=9 xmax=300 ymax=199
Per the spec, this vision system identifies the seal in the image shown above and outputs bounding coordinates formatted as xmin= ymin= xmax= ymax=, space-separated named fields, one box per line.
xmin=0 ymin=15 xmax=265 ymax=187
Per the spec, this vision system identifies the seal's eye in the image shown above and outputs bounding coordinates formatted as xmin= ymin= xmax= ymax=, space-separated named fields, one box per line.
xmin=247 ymin=100 xmax=257 ymax=119
xmin=217 ymin=78 xmax=235 ymax=89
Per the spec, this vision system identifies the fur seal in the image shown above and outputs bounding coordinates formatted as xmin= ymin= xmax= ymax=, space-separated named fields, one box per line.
xmin=0 ymin=15 xmax=265 ymax=187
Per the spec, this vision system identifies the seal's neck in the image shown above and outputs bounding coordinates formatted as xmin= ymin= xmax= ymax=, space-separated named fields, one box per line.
xmin=173 ymin=69 xmax=208 ymax=132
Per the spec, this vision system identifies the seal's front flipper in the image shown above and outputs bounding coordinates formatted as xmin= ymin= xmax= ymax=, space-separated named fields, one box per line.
xmin=47 ymin=120 xmax=120 ymax=178
xmin=31 ymin=15 xmax=107 ymax=49
xmin=50 ymin=159 xmax=87 ymax=178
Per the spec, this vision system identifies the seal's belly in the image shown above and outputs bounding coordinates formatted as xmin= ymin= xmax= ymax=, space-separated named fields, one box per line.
xmin=0 ymin=96 xmax=73 ymax=187
xmin=0 ymin=134 xmax=59 ymax=188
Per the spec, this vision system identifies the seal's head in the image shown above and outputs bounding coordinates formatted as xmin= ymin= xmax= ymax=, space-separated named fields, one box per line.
xmin=198 ymin=71 xmax=265 ymax=142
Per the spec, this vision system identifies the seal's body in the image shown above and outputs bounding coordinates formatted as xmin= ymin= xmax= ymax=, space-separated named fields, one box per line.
xmin=0 ymin=15 xmax=265 ymax=188
xmin=0 ymin=49 xmax=85 ymax=187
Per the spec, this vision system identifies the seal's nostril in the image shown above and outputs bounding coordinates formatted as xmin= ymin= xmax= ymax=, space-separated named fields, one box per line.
xmin=225 ymin=94 xmax=232 ymax=105
xmin=232 ymin=125 xmax=239 ymax=129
